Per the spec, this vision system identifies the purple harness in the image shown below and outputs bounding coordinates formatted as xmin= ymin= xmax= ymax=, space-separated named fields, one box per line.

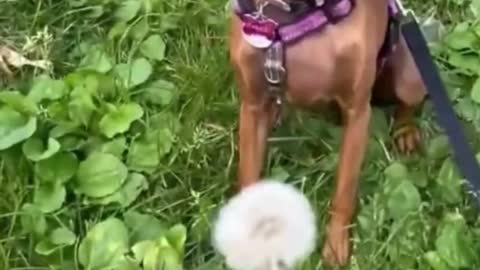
xmin=233 ymin=0 xmax=402 ymax=126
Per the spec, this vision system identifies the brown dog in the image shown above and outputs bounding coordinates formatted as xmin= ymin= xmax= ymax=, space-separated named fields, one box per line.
xmin=229 ymin=0 xmax=426 ymax=267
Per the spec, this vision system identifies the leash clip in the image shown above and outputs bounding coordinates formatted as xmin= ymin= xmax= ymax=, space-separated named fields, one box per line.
xmin=394 ymin=0 xmax=416 ymax=19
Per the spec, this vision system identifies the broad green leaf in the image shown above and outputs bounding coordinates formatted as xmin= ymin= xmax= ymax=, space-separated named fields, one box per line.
xmin=384 ymin=162 xmax=409 ymax=180
xmin=144 ymin=245 xmax=182 ymax=270
xmin=435 ymin=213 xmax=476 ymax=268
xmin=34 ymin=183 xmax=66 ymax=213
xmin=142 ymin=0 xmax=162 ymax=13
xmin=444 ymin=29 xmax=478 ymax=50
xmin=22 ymin=137 xmax=60 ymax=161
xmin=0 ymin=107 xmax=37 ymax=150
xmin=28 ymin=76 xmax=68 ymax=103
xmin=141 ymin=80 xmax=175 ymax=106
xmin=386 ymin=179 xmax=421 ymax=220
xmin=124 ymin=211 xmax=167 ymax=244
xmin=114 ymin=255 xmax=142 ymax=270
xmin=66 ymin=70 xmax=114 ymax=98
xmin=75 ymin=152 xmax=128 ymax=198
xmin=132 ymin=240 xmax=156 ymax=262
xmin=90 ymin=173 xmax=148 ymax=207
xmin=78 ymin=218 xmax=129 ymax=269
xmin=34 ymin=227 xmax=76 ymax=255
xmin=79 ymin=47 xmax=113 ymax=73
xmin=57 ymin=135 xmax=86 ymax=151
xmin=68 ymin=86 xmax=97 ymax=126
xmin=386 ymin=218 xmax=423 ymax=268
xmin=270 ymin=166 xmax=290 ymax=182
xmin=114 ymin=0 xmax=142 ymax=22
xmin=448 ymin=52 xmax=480 ymax=75
xmin=471 ymin=76 xmax=480 ymax=104
xmin=99 ymin=103 xmax=144 ymax=138
xmin=0 ymin=91 xmax=38 ymax=115
xmin=65 ymin=70 xmax=100 ymax=92
xmin=127 ymin=128 xmax=174 ymax=173
xmin=115 ymin=58 xmax=152 ymax=89
xmin=49 ymin=122 xmax=81 ymax=138
xmin=140 ymin=34 xmax=166 ymax=61
xmin=143 ymin=246 xmax=161 ymax=270
xmin=409 ymin=169 xmax=428 ymax=188
xmin=35 ymin=152 xmax=79 ymax=184
xmin=108 ymin=22 xmax=128 ymax=40
xmin=424 ymin=251 xmax=453 ymax=270
xmin=149 ymin=111 xmax=181 ymax=132
xmin=100 ymin=137 xmax=127 ymax=157
xmin=47 ymin=102 xmax=71 ymax=123
xmin=20 ymin=203 xmax=47 ymax=236
xmin=454 ymin=97 xmax=479 ymax=122
xmin=130 ymin=18 xmax=150 ymax=41
xmin=50 ymin=227 xmax=76 ymax=245
xmin=87 ymin=136 xmax=127 ymax=158
xmin=427 ymin=135 xmax=450 ymax=160
xmin=472 ymin=0 xmax=480 ymax=17
xmin=436 ymin=158 xmax=463 ymax=204
xmin=166 ymin=224 xmax=187 ymax=256
xmin=35 ymin=239 xmax=58 ymax=256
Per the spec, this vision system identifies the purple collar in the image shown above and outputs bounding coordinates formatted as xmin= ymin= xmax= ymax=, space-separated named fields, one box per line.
xmin=234 ymin=0 xmax=401 ymax=45
xmin=234 ymin=0 xmax=355 ymax=45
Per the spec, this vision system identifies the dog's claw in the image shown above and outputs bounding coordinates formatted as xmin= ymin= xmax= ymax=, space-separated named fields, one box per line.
xmin=392 ymin=122 xmax=422 ymax=154
xmin=321 ymin=218 xmax=351 ymax=267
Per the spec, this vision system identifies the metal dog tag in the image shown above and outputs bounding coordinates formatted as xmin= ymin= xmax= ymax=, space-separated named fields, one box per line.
xmin=241 ymin=14 xmax=278 ymax=49
xmin=242 ymin=32 xmax=274 ymax=48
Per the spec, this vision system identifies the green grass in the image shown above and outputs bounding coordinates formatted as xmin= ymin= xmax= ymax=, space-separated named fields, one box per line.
xmin=1 ymin=0 xmax=480 ymax=269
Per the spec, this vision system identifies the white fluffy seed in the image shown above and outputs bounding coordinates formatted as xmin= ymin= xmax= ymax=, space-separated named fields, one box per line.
xmin=212 ymin=180 xmax=317 ymax=270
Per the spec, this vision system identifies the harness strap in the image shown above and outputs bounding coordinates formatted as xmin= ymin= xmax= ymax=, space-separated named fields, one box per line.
xmin=400 ymin=13 xmax=480 ymax=203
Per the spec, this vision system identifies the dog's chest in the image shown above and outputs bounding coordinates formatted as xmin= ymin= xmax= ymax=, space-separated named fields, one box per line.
xmin=281 ymin=32 xmax=358 ymax=109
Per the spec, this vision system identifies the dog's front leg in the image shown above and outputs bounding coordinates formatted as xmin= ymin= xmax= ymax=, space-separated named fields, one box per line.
xmin=237 ymin=97 xmax=277 ymax=189
xmin=322 ymin=102 xmax=371 ymax=266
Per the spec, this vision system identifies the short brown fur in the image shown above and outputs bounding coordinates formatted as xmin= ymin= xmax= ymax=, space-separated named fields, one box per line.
xmin=229 ymin=0 xmax=426 ymax=266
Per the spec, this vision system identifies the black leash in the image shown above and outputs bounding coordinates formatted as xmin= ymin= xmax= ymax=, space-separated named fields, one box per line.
xmin=400 ymin=12 xmax=480 ymax=202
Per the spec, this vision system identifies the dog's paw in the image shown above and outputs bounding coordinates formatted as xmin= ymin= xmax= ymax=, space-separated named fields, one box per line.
xmin=392 ymin=122 xmax=422 ymax=154
xmin=321 ymin=218 xmax=351 ymax=267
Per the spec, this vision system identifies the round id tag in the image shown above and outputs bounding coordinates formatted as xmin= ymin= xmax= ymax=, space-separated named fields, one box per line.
xmin=241 ymin=14 xmax=277 ymax=49
xmin=242 ymin=31 xmax=274 ymax=48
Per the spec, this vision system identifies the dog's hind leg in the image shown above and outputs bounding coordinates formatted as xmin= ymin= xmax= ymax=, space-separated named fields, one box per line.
xmin=379 ymin=35 xmax=427 ymax=154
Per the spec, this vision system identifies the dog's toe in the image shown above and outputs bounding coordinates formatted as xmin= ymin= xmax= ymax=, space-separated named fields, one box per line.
xmin=392 ymin=123 xmax=422 ymax=154
xmin=321 ymin=219 xmax=351 ymax=267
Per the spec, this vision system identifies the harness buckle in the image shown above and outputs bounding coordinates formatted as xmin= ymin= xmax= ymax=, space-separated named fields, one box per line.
xmin=264 ymin=63 xmax=286 ymax=85
xmin=263 ymin=41 xmax=286 ymax=85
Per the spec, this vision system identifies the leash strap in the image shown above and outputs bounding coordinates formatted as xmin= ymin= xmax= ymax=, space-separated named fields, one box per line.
xmin=400 ymin=13 xmax=480 ymax=201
